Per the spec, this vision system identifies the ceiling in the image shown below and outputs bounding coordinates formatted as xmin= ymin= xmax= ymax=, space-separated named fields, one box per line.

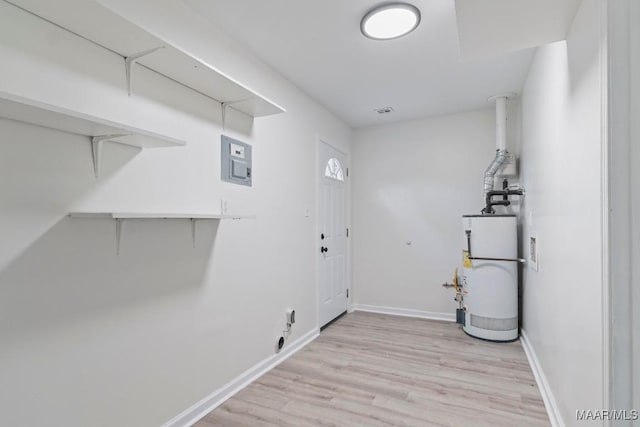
xmin=183 ymin=0 xmax=580 ymax=129
xmin=455 ymin=0 xmax=582 ymax=60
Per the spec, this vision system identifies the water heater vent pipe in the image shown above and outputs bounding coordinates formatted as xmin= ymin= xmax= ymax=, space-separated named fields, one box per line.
xmin=483 ymin=93 xmax=516 ymax=199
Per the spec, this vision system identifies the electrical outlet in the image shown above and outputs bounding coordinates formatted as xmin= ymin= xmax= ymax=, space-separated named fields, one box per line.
xmin=286 ymin=309 xmax=295 ymax=325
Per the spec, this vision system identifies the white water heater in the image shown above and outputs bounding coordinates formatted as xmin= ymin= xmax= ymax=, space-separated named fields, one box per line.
xmin=461 ymin=214 xmax=518 ymax=341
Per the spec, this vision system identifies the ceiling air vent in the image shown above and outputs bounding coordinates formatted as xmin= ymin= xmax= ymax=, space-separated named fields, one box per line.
xmin=374 ymin=106 xmax=394 ymax=114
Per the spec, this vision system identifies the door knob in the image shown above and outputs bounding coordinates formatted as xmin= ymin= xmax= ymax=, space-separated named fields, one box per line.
xmin=320 ymin=246 xmax=328 ymax=253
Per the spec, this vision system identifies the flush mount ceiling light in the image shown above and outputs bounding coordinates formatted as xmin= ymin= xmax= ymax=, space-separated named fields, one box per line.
xmin=361 ymin=3 xmax=421 ymax=40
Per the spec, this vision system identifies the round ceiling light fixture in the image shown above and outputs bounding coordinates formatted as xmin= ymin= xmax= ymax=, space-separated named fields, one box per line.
xmin=360 ymin=3 xmax=421 ymax=40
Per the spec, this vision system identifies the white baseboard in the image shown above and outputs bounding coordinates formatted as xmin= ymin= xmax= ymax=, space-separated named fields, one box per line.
xmin=161 ymin=328 xmax=320 ymax=427
xmin=352 ymin=304 xmax=455 ymax=322
xmin=520 ymin=329 xmax=564 ymax=427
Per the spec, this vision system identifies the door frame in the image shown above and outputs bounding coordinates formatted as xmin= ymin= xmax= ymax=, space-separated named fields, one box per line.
xmin=604 ymin=0 xmax=639 ymax=417
xmin=315 ymin=135 xmax=351 ymax=329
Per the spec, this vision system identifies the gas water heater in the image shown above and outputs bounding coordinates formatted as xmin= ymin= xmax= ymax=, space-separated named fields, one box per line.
xmin=461 ymin=215 xmax=518 ymax=341
xmin=444 ymin=93 xmax=524 ymax=342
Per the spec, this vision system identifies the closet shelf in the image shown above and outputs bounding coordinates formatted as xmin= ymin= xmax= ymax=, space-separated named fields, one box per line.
xmin=0 ymin=91 xmax=185 ymax=149
xmin=0 ymin=91 xmax=186 ymax=177
xmin=69 ymin=212 xmax=255 ymax=253
xmin=69 ymin=212 xmax=255 ymax=220
xmin=6 ymin=0 xmax=286 ymax=118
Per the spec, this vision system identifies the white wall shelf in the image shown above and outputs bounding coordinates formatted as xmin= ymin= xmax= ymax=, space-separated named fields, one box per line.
xmin=69 ymin=212 xmax=255 ymax=253
xmin=68 ymin=212 xmax=255 ymax=220
xmin=0 ymin=91 xmax=186 ymax=177
xmin=5 ymin=0 xmax=286 ymax=122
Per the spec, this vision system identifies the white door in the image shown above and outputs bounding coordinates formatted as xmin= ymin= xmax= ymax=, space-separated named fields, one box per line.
xmin=318 ymin=140 xmax=348 ymax=327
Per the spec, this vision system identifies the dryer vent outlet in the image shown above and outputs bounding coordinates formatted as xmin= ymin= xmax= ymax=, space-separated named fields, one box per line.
xmin=276 ymin=336 xmax=285 ymax=352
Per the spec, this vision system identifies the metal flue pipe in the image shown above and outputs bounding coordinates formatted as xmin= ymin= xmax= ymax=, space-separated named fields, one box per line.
xmin=483 ymin=93 xmax=516 ymax=200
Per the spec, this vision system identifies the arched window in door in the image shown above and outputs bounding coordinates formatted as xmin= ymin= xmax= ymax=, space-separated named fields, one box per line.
xmin=325 ymin=157 xmax=344 ymax=181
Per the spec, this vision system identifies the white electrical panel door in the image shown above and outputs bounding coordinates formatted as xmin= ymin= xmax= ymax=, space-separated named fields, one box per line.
xmin=221 ymin=135 xmax=252 ymax=186
xmin=318 ymin=141 xmax=348 ymax=327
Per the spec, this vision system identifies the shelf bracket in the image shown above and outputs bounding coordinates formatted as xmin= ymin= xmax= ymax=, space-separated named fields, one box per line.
xmin=221 ymin=99 xmax=250 ymax=130
xmin=115 ymin=218 xmax=123 ymax=255
xmin=91 ymin=134 xmax=128 ymax=178
xmin=125 ymin=46 xmax=165 ymax=96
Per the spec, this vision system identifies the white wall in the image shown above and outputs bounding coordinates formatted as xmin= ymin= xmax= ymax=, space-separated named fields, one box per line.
xmin=0 ymin=1 xmax=351 ymax=426
xmin=351 ymin=109 xmax=500 ymax=315
xmin=518 ymin=0 xmax=603 ymax=424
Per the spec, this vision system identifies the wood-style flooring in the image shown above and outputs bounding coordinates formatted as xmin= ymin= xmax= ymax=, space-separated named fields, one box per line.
xmin=196 ymin=311 xmax=549 ymax=427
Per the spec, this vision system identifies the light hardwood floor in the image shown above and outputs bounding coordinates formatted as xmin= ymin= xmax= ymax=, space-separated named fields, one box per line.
xmin=196 ymin=312 xmax=549 ymax=427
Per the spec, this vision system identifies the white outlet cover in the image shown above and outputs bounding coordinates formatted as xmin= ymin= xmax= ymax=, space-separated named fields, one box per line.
xmin=528 ymin=231 xmax=539 ymax=271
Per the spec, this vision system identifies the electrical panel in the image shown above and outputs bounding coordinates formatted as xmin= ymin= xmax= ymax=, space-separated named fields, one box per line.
xmin=221 ymin=135 xmax=252 ymax=186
